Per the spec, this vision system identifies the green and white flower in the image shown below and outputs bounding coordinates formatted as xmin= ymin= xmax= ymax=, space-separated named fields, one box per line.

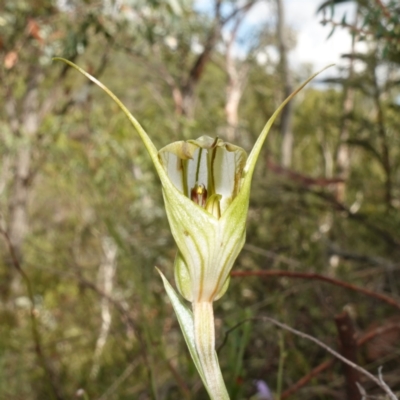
xmin=158 ymin=136 xmax=248 ymax=303
xmin=54 ymin=57 xmax=331 ymax=400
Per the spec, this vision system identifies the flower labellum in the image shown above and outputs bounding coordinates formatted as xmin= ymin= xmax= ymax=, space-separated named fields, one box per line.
xmin=158 ymin=136 xmax=248 ymax=302
xmin=158 ymin=136 xmax=247 ymax=217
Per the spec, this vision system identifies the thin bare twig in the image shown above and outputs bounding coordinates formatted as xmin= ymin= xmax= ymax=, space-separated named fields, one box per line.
xmin=282 ymin=322 xmax=400 ymax=399
xmin=231 ymin=270 xmax=400 ymax=311
xmin=281 ymin=359 xmax=336 ymax=399
xmin=97 ymin=359 xmax=140 ymax=400
xmin=220 ymin=316 xmax=398 ymax=399
xmin=378 ymin=367 xmax=397 ymax=399
xmin=260 ymin=316 xmax=398 ymax=400
xmin=217 ymin=319 xmax=252 ymax=354
xmin=358 ymin=323 xmax=400 ymax=347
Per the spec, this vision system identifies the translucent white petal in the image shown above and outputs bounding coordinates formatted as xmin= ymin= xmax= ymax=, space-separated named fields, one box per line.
xmin=159 ymin=152 xmax=185 ymax=194
xmin=186 ymin=148 xmax=209 ymax=195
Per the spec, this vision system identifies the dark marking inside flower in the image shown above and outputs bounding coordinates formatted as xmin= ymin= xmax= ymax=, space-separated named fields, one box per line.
xmin=190 ymin=184 xmax=207 ymax=208
xmin=183 ymin=230 xmax=189 ymax=236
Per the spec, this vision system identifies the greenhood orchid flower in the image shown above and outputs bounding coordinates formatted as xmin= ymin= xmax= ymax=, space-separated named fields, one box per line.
xmin=54 ymin=57 xmax=332 ymax=400
xmin=158 ymin=136 xmax=248 ymax=303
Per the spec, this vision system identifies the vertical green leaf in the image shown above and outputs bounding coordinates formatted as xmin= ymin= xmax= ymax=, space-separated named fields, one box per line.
xmin=157 ymin=269 xmax=207 ymax=385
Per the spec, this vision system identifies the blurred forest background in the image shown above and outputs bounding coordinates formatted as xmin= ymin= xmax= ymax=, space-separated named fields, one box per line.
xmin=1 ymin=0 xmax=400 ymax=399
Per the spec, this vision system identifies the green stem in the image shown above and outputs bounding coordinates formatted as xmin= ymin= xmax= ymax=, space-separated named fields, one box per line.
xmin=276 ymin=332 xmax=286 ymax=400
xmin=193 ymin=301 xmax=230 ymax=400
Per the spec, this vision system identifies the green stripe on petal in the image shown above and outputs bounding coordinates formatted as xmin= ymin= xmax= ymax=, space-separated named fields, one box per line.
xmin=212 ymin=145 xmax=246 ymax=214
xmin=159 ymin=135 xmax=247 ymax=217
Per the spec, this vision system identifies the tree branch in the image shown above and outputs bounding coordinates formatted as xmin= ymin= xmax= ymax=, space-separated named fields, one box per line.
xmin=261 ymin=316 xmax=398 ymax=400
xmin=231 ymin=269 xmax=400 ymax=311
xmin=282 ymin=321 xmax=400 ymax=398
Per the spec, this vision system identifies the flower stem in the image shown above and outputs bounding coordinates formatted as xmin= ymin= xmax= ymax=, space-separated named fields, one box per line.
xmin=193 ymin=301 xmax=230 ymax=400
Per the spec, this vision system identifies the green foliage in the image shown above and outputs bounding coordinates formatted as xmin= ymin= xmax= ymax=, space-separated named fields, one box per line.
xmin=319 ymin=0 xmax=400 ymax=64
xmin=0 ymin=0 xmax=399 ymax=399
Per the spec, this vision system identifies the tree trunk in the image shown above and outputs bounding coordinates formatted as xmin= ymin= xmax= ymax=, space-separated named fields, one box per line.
xmin=3 ymin=74 xmax=40 ymax=297
xmin=90 ymin=237 xmax=118 ymax=379
xmin=224 ymin=19 xmax=248 ymax=142
xmin=335 ymin=310 xmax=361 ymax=400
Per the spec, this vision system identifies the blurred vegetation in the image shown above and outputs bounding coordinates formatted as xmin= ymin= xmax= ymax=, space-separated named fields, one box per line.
xmin=0 ymin=0 xmax=399 ymax=399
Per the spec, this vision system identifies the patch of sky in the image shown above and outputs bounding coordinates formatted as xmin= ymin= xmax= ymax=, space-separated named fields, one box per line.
xmin=194 ymin=0 xmax=363 ymax=88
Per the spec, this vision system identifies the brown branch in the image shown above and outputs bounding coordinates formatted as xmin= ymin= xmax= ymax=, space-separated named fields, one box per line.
xmin=216 ymin=318 xmax=337 ymax=399
xmin=374 ymin=0 xmax=392 ymax=20
xmin=268 ymin=158 xmax=344 ymax=187
xmin=281 ymin=359 xmax=335 ymax=399
xmin=281 ymin=322 xmax=400 ymax=399
xmin=219 ymin=311 xmax=400 ymax=398
xmin=260 ymin=316 xmax=398 ymax=400
xmin=231 ymin=270 xmax=400 ymax=311
xmin=182 ymin=0 xmax=258 ymax=115
xmin=358 ymin=323 xmax=400 ymax=347
xmin=184 ymin=17 xmax=222 ymax=99
xmin=222 ymin=0 xmax=258 ymax=24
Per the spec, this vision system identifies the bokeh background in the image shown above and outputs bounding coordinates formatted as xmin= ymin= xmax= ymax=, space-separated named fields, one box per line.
xmin=0 ymin=0 xmax=399 ymax=399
